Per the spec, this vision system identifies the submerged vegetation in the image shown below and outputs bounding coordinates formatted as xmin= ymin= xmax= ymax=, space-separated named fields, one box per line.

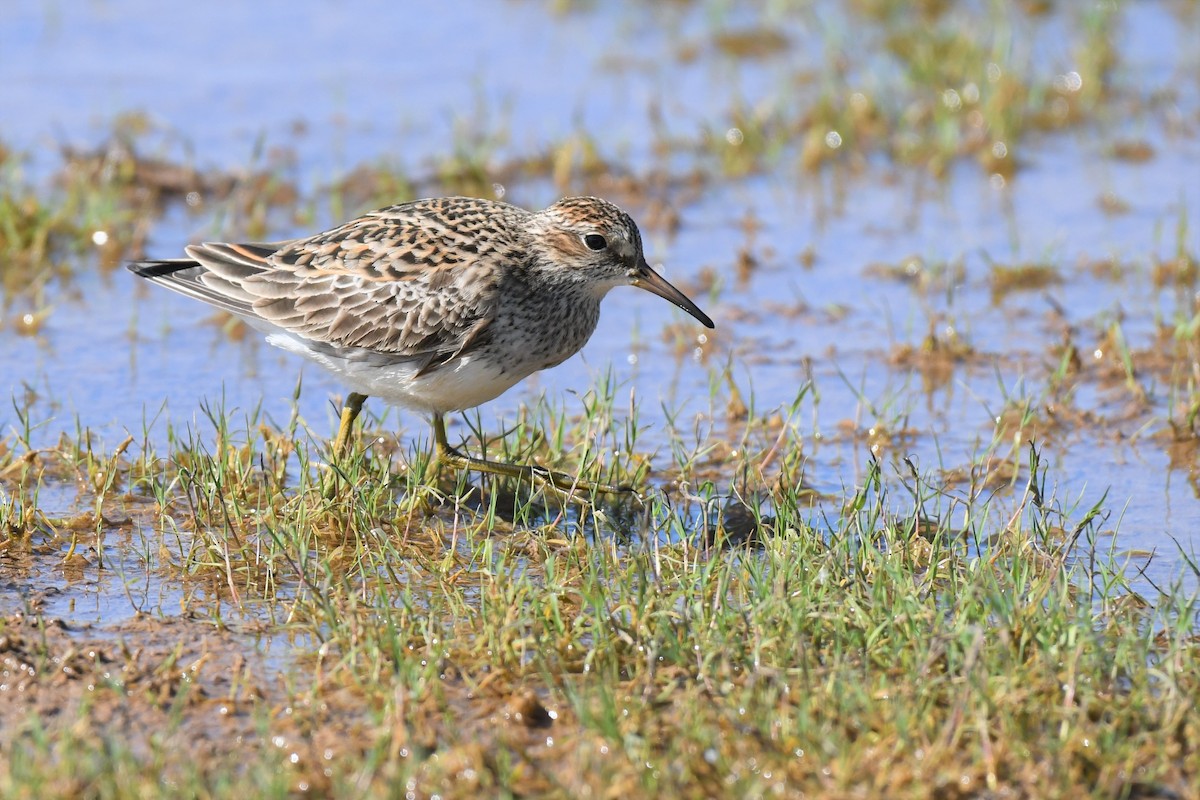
xmin=2 ymin=0 xmax=1199 ymax=797
xmin=0 ymin=0 xmax=1179 ymax=307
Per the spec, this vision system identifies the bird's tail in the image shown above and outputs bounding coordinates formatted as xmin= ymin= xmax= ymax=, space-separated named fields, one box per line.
xmin=126 ymin=257 xmax=254 ymax=317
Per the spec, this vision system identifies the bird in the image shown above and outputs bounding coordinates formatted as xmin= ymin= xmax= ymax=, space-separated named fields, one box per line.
xmin=128 ymin=195 xmax=714 ymax=494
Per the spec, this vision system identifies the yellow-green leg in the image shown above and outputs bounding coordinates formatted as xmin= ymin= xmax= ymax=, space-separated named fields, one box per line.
xmin=431 ymin=412 xmax=635 ymax=495
xmin=323 ymin=392 xmax=368 ymax=497
xmin=332 ymin=392 xmax=368 ymax=458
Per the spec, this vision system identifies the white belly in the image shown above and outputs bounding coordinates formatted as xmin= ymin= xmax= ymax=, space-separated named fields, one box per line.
xmin=345 ymin=354 xmax=524 ymax=412
xmin=266 ymin=332 xmax=526 ymax=413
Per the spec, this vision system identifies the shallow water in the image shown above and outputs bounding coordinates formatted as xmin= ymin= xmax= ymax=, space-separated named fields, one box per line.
xmin=2 ymin=0 xmax=1199 ymax=625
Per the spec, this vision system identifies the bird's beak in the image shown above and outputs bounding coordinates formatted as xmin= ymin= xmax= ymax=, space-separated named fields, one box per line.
xmin=631 ymin=259 xmax=715 ymax=329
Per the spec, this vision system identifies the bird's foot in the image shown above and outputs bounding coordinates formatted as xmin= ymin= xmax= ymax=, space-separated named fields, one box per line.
xmin=437 ymin=445 xmax=643 ymax=505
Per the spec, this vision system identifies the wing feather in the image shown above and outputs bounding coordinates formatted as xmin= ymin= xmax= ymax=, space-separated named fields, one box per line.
xmin=127 ymin=197 xmax=528 ymax=368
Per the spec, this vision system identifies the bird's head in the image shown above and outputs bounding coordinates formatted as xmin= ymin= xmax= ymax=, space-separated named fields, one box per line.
xmin=527 ymin=196 xmax=714 ymax=329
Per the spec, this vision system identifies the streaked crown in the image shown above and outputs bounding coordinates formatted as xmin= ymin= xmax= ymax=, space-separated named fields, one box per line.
xmin=525 ymin=196 xmax=647 ymax=287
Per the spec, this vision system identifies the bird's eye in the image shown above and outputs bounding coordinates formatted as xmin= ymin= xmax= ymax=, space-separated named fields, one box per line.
xmin=583 ymin=234 xmax=607 ymax=251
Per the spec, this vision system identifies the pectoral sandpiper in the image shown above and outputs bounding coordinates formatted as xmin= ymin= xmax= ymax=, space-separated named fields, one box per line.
xmin=129 ymin=195 xmax=714 ymax=493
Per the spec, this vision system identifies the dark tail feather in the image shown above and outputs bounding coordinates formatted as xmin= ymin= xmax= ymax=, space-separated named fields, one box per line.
xmin=127 ymin=258 xmax=200 ymax=278
xmin=127 ymin=258 xmax=256 ymax=317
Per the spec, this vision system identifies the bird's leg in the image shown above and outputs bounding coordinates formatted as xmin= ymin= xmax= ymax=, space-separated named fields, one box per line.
xmin=323 ymin=392 xmax=368 ymax=497
xmin=432 ymin=413 xmax=636 ymax=496
xmin=332 ymin=392 xmax=368 ymax=458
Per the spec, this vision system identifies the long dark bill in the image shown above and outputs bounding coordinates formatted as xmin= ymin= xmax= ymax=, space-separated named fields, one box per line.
xmin=631 ymin=260 xmax=715 ymax=329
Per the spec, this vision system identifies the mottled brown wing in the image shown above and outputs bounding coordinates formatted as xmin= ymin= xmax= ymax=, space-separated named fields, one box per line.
xmin=191 ymin=198 xmax=528 ymax=370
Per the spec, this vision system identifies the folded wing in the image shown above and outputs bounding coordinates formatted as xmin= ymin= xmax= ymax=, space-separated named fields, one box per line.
xmin=128 ymin=199 xmax=520 ymax=373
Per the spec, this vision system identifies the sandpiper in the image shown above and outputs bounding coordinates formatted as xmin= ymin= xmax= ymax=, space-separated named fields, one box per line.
xmin=128 ymin=195 xmax=714 ymax=492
